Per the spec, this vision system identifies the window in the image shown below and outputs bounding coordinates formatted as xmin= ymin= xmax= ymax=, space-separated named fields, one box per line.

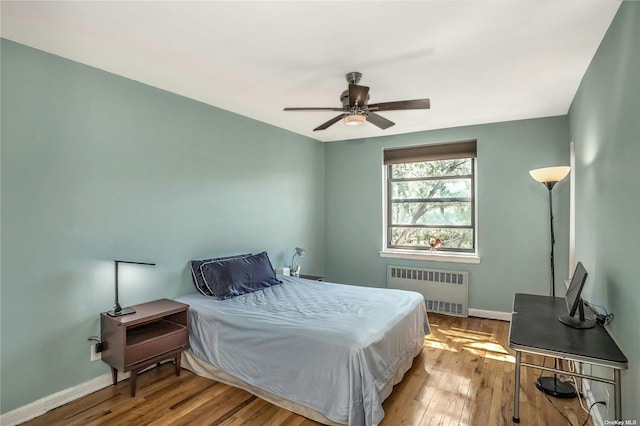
xmin=384 ymin=140 xmax=477 ymax=253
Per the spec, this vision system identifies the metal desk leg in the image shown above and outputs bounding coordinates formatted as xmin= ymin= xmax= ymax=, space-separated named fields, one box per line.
xmin=513 ymin=351 xmax=521 ymax=423
xmin=614 ymin=369 xmax=621 ymax=420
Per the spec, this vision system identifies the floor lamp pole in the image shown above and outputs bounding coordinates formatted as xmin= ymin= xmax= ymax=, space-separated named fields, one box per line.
xmin=529 ymin=166 xmax=571 ymax=298
xmin=535 ymin=179 xmax=576 ymax=398
xmin=548 ymin=185 xmax=556 ymax=298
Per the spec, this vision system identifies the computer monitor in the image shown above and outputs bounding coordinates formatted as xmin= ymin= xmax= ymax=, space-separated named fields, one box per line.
xmin=559 ymin=261 xmax=596 ymax=329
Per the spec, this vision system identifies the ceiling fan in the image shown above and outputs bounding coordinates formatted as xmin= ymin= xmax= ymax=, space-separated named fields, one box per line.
xmin=284 ymin=72 xmax=430 ymax=131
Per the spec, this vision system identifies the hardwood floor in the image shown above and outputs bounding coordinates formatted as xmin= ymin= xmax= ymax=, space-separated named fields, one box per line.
xmin=22 ymin=314 xmax=593 ymax=425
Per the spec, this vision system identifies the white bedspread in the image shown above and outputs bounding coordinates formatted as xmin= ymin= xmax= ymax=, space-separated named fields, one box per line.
xmin=176 ymin=275 xmax=429 ymax=426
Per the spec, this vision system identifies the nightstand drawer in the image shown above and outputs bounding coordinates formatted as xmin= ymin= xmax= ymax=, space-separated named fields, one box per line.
xmin=125 ymin=320 xmax=188 ymax=368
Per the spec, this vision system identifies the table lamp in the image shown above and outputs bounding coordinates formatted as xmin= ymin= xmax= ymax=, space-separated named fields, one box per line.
xmin=107 ymin=260 xmax=156 ymax=317
xmin=290 ymin=247 xmax=307 ymax=277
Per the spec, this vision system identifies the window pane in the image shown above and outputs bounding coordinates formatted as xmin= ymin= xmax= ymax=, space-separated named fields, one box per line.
xmin=391 ymin=178 xmax=471 ymax=200
xmin=386 ymin=153 xmax=475 ymax=253
xmin=391 ymin=159 xmax=471 ymax=179
xmin=390 ymin=227 xmax=474 ymax=250
xmin=391 ymin=201 xmax=472 ymax=226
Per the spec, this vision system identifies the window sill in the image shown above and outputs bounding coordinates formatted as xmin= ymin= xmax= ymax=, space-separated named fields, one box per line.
xmin=379 ymin=249 xmax=481 ymax=264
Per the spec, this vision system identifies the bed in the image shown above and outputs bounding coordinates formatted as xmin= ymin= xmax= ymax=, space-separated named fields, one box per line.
xmin=176 ymin=273 xmax=429 ymax=426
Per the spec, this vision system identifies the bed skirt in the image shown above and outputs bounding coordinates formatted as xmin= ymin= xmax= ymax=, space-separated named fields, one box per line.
xmin=182 ymin=342 xmax=423 ymax=426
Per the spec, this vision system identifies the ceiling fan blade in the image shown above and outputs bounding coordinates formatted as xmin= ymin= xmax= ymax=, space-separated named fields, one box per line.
xmin=314 ymin=113 xmax=348 ymax=131
xmin=366 ymin=112 xmax=395 ymax=130
xmin=284 ymin=107 xmax=345 ymax=111
xmin=367 ymin=99 xmax=430 ymax=111
xmin=348 ymin=84 xmax=370 ymax=107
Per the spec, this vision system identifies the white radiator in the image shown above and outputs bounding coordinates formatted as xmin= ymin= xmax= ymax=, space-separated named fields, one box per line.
xmin=387 ymin=265 xmax=469 ymax=317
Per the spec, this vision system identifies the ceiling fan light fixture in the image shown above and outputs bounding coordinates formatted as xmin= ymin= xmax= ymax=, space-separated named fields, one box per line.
xmin=345 ymin=114 xmax=366 ymax=127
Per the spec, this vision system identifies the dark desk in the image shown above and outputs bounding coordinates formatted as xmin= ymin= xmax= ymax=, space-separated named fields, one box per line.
xmin=509 ymin=293 xmax=628 ymax=423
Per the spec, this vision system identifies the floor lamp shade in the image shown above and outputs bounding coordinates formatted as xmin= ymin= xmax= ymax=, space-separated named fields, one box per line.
xmin=529 ymin=166 xmax=570 ymax=189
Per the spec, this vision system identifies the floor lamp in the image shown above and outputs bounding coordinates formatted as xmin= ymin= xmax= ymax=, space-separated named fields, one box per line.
xmin=529 ymin=166 xmax=574 ymax=398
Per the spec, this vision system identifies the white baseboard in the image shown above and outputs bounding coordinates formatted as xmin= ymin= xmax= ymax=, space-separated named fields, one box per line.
xmin=0 ymin=371 xmax=130 ymax=426
xmin=468 ymin=308 xmax=512 ymax=321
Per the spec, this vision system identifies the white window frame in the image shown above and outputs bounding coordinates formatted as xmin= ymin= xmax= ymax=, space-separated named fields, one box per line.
xmin=380 ymin=141 xmax=481 ymax=264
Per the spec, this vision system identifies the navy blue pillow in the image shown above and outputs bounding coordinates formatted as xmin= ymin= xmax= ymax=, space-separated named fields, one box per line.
xmin=201 ymin=251 xmax=282 ymax=300
xmin=190 ymin=253 xmax=251 ymax=296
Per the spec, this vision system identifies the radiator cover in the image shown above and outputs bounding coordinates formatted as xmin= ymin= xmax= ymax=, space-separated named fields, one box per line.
xmin=387 ymin=265 xmax=469 ymax=317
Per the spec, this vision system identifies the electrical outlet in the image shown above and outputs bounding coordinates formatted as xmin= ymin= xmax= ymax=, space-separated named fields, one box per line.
xmin=605 ymin=388 xmax=610 ymax=416
xmin=90 ymin=344 xmax=101 ymax=362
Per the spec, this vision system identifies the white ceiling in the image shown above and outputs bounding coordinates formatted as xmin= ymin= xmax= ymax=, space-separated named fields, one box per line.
xmin=1 ymin=1 xmax=621 ymax=142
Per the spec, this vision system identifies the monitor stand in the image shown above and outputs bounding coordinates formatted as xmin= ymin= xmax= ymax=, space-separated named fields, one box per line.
xmin=559 ymin=315 xmax=596 ymax=329
xmin=559 ymin=300 xmax=596 ymax=329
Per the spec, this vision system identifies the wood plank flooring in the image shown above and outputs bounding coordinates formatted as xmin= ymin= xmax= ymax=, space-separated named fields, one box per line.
xmin=21 ymin=314 xmax=593 ymax=425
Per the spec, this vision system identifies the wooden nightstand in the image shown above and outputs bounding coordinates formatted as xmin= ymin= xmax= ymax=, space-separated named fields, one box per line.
xmin=100 ymin=299 xmax=189 ymax=396
xmin=299 ymin=274 xmax=324 ymax=281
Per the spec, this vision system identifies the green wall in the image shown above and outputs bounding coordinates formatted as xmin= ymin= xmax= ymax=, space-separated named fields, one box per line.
xmin=568 ymin=2 xmax=639 ymax=421
xmin=0 ymin=39 xmax=325 ymax=413
xmin=4 ymin=5 xmax=637 ymax=417
xmin=324 ymin=116 xmax=570 ymax=313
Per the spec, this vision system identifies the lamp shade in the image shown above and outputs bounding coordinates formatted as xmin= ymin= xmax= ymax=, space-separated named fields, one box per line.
xmin=344 ymin=114 xmax=366 ymax=127
xmin=529 ymin=166 xmax=570 ymax=184
xmin=290 ymin=247 xmax=307 ymax=277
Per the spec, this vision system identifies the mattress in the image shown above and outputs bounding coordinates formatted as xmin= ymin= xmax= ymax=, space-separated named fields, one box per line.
xmin=176 ymin=275 xmax=429 ymax=426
